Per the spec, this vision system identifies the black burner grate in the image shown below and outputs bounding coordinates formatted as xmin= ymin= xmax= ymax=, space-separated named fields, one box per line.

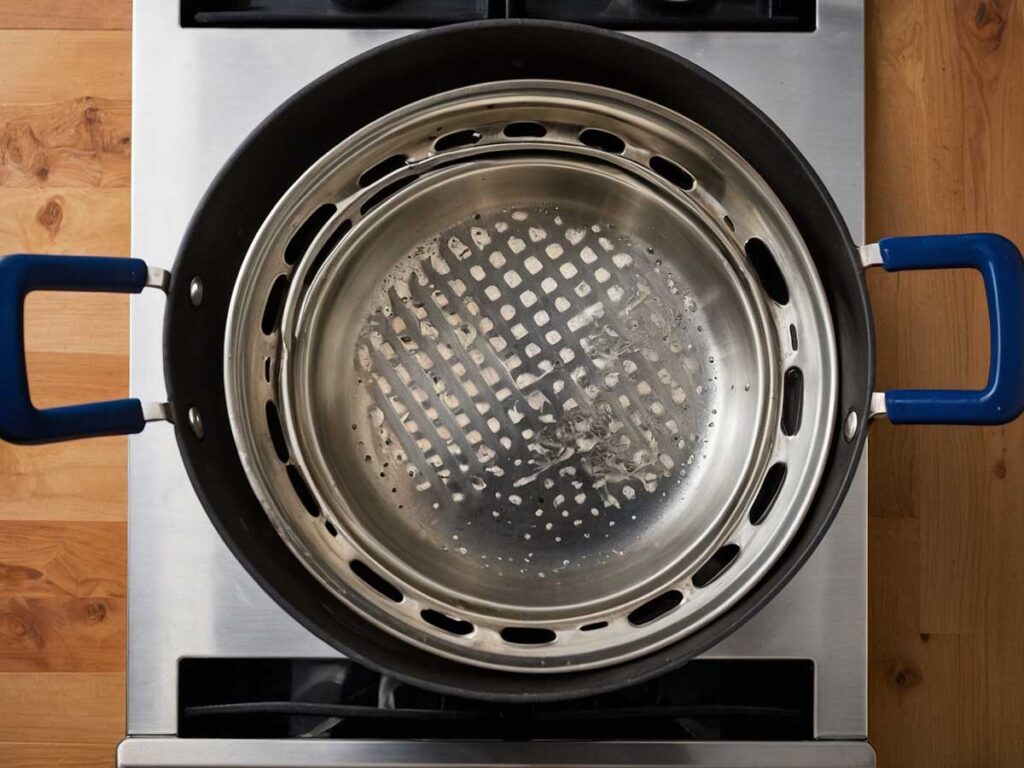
xmin=178 ymin=657 xmax=813 ymax=740
xmin=181 ymin=1 xmax=817 ymax=32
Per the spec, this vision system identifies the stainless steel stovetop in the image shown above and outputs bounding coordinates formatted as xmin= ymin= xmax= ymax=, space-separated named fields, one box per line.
xmin=121 ymin=1 xmax=871 ymax=764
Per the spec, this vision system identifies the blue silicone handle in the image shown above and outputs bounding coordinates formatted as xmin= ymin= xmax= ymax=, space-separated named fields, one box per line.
xmin=0 ymin=254 xmax=149 ymax=444
xmin=879 ymin=234 xmax=1024 ymax=425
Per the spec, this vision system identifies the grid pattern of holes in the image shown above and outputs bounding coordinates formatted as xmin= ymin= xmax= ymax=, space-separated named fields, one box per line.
xmin=356 ymin=206 xmax=713 ymax=559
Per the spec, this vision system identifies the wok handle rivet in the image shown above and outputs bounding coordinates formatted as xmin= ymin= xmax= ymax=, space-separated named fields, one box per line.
xmin=187 ymin=406 xmax=204 ymax=440
xmin=189 ymin=276 xmax=204 ymax=307
xmin=843 ymin=409 xmax=859 ymax=441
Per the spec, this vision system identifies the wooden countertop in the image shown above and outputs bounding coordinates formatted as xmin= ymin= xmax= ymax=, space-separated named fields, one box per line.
xmin=0 ymin=1 xmax=1021 ymax=765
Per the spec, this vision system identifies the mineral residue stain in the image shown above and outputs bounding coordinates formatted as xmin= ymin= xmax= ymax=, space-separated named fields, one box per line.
xmin=353 ymin=204 xmax=719 ymax=567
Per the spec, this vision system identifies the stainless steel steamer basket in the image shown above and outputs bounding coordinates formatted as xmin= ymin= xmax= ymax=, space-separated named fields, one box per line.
xmin=225 ymin=81 xmax=837 ymax=672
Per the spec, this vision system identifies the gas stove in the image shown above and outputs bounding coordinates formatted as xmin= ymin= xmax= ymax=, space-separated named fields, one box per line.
xmin=120 ymin=1 xmax=871 ymax=764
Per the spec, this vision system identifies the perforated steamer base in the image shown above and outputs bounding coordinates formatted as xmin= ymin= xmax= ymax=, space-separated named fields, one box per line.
xmin=225 ymin=81 xmax=837 ymax=672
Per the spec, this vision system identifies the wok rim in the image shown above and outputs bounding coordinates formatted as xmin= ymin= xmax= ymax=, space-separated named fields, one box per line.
xmin=164 ymin=18 xmax=872 ymax=701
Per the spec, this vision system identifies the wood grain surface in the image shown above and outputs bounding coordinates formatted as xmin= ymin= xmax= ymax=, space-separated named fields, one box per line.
xmin=0 ymin=3 xmax=130 ymax=31
xmin=0 ymin=6 xmax=130 ymax=767
xmin=0 ymin=1 xmax=1022 ymax=767
xmin=866 ymin=1 xmax=1024 ymax=766
xmin=0 ymin=743 xmax=115 ymax=768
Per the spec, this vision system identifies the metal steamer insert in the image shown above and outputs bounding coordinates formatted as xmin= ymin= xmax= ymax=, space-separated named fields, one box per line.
xmin=226 ymin=81 xmax=837 ymax=672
